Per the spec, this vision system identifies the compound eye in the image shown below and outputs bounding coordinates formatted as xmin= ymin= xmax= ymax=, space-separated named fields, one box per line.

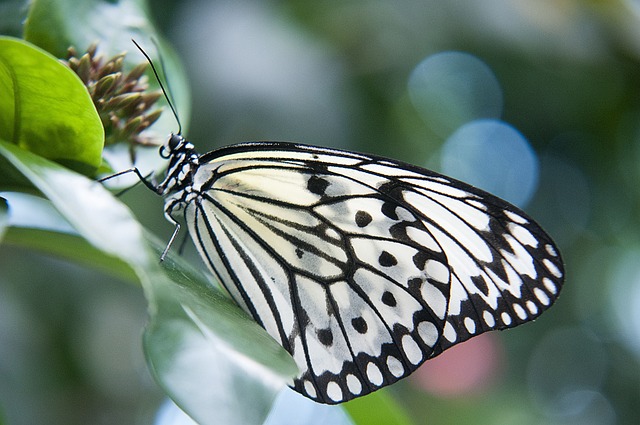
xmin=160 ymin=133 xmax=183 ymax=158
xmin=169 ymin=133 xmax=183 ymax=149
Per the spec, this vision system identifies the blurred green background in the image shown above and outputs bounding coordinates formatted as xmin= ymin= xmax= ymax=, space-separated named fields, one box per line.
xmin=2 ymin=0 xmax=640 ymax=424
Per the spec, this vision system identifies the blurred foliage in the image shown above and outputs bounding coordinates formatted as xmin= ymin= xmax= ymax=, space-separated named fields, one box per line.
xmin=2 ymin=0 xmax=640 ymax=424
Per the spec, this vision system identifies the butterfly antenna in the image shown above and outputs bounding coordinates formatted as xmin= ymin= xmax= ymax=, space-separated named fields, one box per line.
xmin=131 ymin=39 xmax=182 ymax=135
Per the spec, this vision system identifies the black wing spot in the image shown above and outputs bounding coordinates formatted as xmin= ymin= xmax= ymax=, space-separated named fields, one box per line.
xmin=307 ymin=175 xmax=330 ymax=195
xmin=355 ymin=210 xmax=373 ymax=227
xmin=317 ymin=328 xmax=334 ymax=346
xmin=381 ymin=202 xmax=398 ymax=220
xmin=378 ymin=251 xmax=398 ymax=267
xmin=296 ymin=248 xmax=304 ymax=259
xmin=471 ymin=275 xmax=489 ymax=296
xmin=413 ymin=251 xmax=429 ymax=270
xmin=351 ymin=317 xmax=368 ymax=334
xmin=408 ymin=277 xmax=422 ymax=291
xmin=381 ymin=291 xmax=397 ymax=307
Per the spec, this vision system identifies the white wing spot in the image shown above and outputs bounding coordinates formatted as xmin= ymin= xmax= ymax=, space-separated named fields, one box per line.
xmin=464 ymin=317 xmax=476 ymax=334
xmin=509 ymin=223 xmax=538 ymax=247
xmin=387 ymin=356 xmax=405 ymax=378
xmin=395 ymin=206 xmax=415 ymax=222
xmin=367 ymin=362 xmax=384 ymax=386
xmin=430 ymin=176 xmax=450 ymax=184
xmin=401 ymin=334 xmax=423 ymax=365
xmin=421 ymin=282 xmax=447 ymax=319
xmin=327 ymin=381 xmax=343 ymax=402
xmin=534 ymin=288 xmax=551 ymax=306
xmin=543 ymin=277 xmax=558 ymax=294
xmin=414 ymin=179 xmax=472 ymax=198
xmin=443 ymin=321 xmax=457 ymax=342
xmin=513 ymin=303 xmax=527 ymax=320
xmin=426 ymin=260 xmax=450 ymax=284
xmin=427 ymin=192 xmax=490 ymax=231
xmin=502 ymin=238 xmax=536 ymax=278
xmin=406 ymin=227 xmax=443 ymax=252
xmin=483 ymin=310 xmax=496 ymax=327
xmin=466 ymin=199 xmax=487 ymax=210
xmin=304 ymin=380 xmax=317 ymax=398
xmin=325 ymin=227 xmax=341 ymax=241
xmin=526 ymin=300 xmax=539 ymax=315
xmin=546 ymin=244 xmax=558 ymax=257
xmin=501 ymin=312 xmax=512 ymax=326
xmin=346 ymin=374 xmax=362 ymax=395
xmin=504 ymin=210 xmax=528 ymax=224
xmin=417 ymin=321 xmax=438 ymax=347
xmin=543 ymin=259 xmax=562 ymax=278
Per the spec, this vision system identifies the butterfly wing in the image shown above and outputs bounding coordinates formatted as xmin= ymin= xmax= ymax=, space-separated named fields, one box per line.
xmin=180 ymin=142 xmax=564 ymax=404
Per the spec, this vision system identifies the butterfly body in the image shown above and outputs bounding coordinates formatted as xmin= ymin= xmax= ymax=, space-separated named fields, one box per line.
xmin=154 ymin=134 xmax=564 ymax=404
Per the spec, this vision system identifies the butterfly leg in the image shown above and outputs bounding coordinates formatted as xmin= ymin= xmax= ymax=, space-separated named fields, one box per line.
xmin=160 ymin=214 xmax=181 ymax=262
xmin=98 ymin=167 xmax=159 ymax=194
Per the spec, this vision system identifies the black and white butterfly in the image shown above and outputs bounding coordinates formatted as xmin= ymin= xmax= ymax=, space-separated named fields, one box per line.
xmin=139 ymin=133 xmax=562 ymax=404
xmin=115 ymin=43 xmax=564 ymax=404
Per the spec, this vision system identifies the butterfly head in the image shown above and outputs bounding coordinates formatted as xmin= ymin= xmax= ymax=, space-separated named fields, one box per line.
xmin=160 ymin=133 xmax=189 ymax=159
xmin=157 ymin=133 xmax=199 ymax=196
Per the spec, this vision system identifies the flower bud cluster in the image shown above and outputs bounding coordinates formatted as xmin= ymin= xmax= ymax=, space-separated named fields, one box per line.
xmin=64 ymin=43 xmax=163 ymax=154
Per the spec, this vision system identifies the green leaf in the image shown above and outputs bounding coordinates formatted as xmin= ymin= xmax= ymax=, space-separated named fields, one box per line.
xmin=0 ymin=149 xmax=36 ymax=193
xmin=0 ymin=196 xmax=7 ymax=242
xmin=0 ymin=37 xmax=103 ymax=175
xmin=344 ymin=391 xmax=414 ymax=425
xmin=145 ymin=265 xmax=298 ymax=425
xmin=0 ymin=140 xmax=298 ymax=425
xmin=0 ymin=139 xmax=144 ymax=261
xmin=0 ymin=192 xmax=137 ymax=283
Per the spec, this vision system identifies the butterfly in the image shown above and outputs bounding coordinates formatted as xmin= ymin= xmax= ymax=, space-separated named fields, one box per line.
xmin=147 ymin=135 xmax=564 ymax=404
xmin=109 ymin=42 xmax=564 ymax=404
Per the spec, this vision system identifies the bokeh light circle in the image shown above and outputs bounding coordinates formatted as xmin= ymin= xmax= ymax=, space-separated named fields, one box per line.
xmin=411 ymin=333 xmax=502 ymax=397
xmin=408 ymin=51 xmax=503 ymax=137
xmin=440 ymin=119 xmax=539 ymax=207
xmin=608 ymin=249 xmax=640 ymax=357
